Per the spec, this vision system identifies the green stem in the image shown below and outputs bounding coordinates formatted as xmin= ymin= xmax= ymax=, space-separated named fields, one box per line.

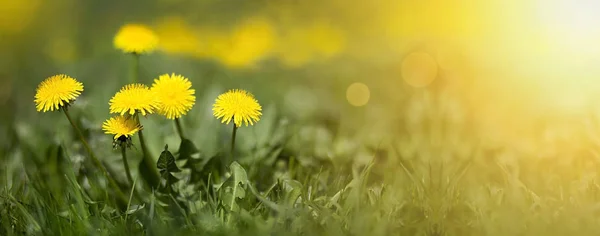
xmin=131 ymin=53 xmax=139 ymax=84
xmin=120 ymin=144 xmax=134 ymax=186
xmin=222 ymin=122 xmax=237 ymax=175
xmin=230 ymin=122 xmax=238 ymax=163
xmin=135 ymin=115 xmax=160 ymax=188
xmin=125 ymin=175 xmax=140 ymax=222
xmin=62 ymin=109 xmax=128 ymax=204
xmin=174 ymin=118 xmax=185 ymax=140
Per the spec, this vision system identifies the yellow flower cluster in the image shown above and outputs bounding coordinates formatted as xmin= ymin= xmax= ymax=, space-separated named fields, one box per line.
xmin=33 ymin=22 xmax=265 ymax=197
xmin=34 ymin=72 xmax=263 ymax=139
xmin=103 ymin=73 xmax=196 ymax=141
xmin=154 ymin=16 xmax=346 ymax=68
xmin=35 ymin=22 xmax=264 ymax=148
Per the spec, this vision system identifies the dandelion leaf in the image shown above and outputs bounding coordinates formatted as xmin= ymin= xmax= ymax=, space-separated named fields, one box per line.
xmin=219 ymin=162 xmax=248 ymax=213
xmin=177 ymin=138 xmax=199 ymax=161
xmin=157 ymin=145 xmax=181 ymax=174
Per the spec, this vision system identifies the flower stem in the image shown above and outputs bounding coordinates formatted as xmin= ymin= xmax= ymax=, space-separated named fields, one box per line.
xmin=62 ymin=109 xmax=128 ymax=205
xmin=120 ymin=144 xmax=134 ymax=186
xmin=174 ymin=118 xmax=185 ymax=140
xmin=230 ymin=122 xmax=238 ymax=162
xmin=135 ymin=115 xmax=160 ymax=188
xmin=222 ymin=122 xmax=238 ymax=175
xmin=131 ymin=53 xmax=139 ymax=83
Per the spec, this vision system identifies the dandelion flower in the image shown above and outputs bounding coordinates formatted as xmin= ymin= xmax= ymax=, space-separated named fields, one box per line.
xmin=109 ymin=84 xmax=159 ymax=116
xmin=34 ymin=74 xmax=83 ymax=112
xmin=102 ymin=116 xmax=142 ymax=140
xmin=114 ymin=24 xmax=159 ymax=54
xmin=151 ymin=73 xmax=195 ymax=119
xmin=213 ymin=89 xmax=262 ymax=127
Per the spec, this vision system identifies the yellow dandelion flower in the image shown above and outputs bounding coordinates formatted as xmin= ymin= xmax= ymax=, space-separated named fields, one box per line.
xmin=114 ymin=24 xmax=159 ymax=54
xmin=218 ymin=17 xmax=276 ymax=68
xmin=102 ymin=116 xmax=142 ymax=140
xmin=34 ymin=74 xmax=84 ymax=112
xmin=151 ymin=73 xmax=196 ymax=119
xmin=212 ymin=89 xmax=262 ymax=127
xmin=109 ymin=84 xmax=159 ymax=116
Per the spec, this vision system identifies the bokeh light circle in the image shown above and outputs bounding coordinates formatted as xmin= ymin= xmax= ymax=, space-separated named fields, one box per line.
xmin=346 ymin=83 xmax=370 ymax=107
xmin=401 ymin=52 xmax=438 ymax=88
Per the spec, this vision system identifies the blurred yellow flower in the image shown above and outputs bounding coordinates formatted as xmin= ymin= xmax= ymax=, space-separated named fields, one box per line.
xmin=155 ymin=16 xmax=201 ymax=54
xmin=34 ymin=74 xmax=83 ymax=112
xmin=195 ymin=26 xmax=229 ymax=59
xmin=0 ymin=0 xmax=40 ymax=33
xmin=276 ymin=20 xmax=346 ymax=68
xmin=213 ymin=89 xmax=262 ymax=127
xmin=102 ymin=116 xmax=142 ymax=140
xmin=155 ymin=16 xmax=275 ymax=68
xmin=277 ymin=28 xmax=313 ymax=67
xmin=151 ymin=73 xmax=195 ymax=119
xmin=109 ymin=84 xmax=159 ymax=116
xmin=114 ymin=24 xmax=159 ymax=54
xmin=218 ymin=17 xmax=276 ymax=68
xmin=305 ymin=21 xmax=346 ymax=59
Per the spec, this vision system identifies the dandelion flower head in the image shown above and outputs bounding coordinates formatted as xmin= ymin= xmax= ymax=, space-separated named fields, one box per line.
xmin=102 ymin=116 xmax=142 ymax=140
xmin=109 ymin=84 xmax=159 ymax=116
xmin=213 ymin=89 xmax=262 ymax=127
xmin=151 ymin=73 xmax=196 ymax=119
xmin=114 ymin=24 xmax=159 ymax=54
xmin=34 ymin=74 xmax=83 ymax=112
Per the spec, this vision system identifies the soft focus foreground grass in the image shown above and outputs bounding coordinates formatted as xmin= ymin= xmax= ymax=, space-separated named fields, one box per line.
xmin=3 ymin=57 xmax=600 ymax=236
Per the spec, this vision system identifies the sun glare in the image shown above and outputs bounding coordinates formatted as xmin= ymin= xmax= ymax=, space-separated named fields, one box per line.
xmin=537 ymin=0 xmax=600 ymax=53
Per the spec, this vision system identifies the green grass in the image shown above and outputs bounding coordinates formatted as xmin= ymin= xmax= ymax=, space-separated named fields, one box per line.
xmin=4 ymin=0 xmax=600 ymax=234
xmin=4 ymin=82 xmax=600 ymax=236
xmin=2 ymin=25 xmax=600 ymax=234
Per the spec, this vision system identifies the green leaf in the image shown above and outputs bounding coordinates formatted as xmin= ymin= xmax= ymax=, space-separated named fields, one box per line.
xmin=139 ymin=160 xmax=160 ymax=190
xmin=282 ymin=179 xmax=303 ymax=207
xmin=157 ymin=145 xmax=181 ymax=174
xmin=247 ymin=183 xmax=284 ymax=214
xmin=178 ymin=138 xmax=201 ymax=170
xmin=178 ymin=138 xmax=199 ymax=161
xmin=164 ymin=172 xmax=180 ymax=184
xmin=229 ymin=162 xmax=248 ymax=186
xmin=218 ymin=162 xmax=248 ymax=213
xmin=125 ymin=204 xmax=145 ymax=215
xmin=220 ymin=189 xmax=241 ymax=212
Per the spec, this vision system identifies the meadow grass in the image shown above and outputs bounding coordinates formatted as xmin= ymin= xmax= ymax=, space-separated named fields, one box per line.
xmin=4 ymin=79 xmax=600 ymax=236
xmin=2 ymin=19 xmax=600 ymax=236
